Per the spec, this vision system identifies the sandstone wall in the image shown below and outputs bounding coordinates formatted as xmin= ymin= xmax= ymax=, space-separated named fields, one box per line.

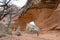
xmin=10 ymin=0 xmax=60 ymax=31
xmin=0 ymin=0 xmax=60 ymax=31
xmin=13 ymin=8 xmax=41 ymax=31
xmin=35 ymin=8 xmax=60 ymax=30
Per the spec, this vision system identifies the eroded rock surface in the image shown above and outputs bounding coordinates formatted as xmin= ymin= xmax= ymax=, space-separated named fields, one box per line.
xmin=0 ymin=23 xmax=12 ymax=36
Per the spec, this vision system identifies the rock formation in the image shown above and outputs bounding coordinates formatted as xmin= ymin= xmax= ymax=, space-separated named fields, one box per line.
xmin=0 ymin=23 xmax=12 ymax=37
xmin=0 ymin=0 xmax=60 ymax=31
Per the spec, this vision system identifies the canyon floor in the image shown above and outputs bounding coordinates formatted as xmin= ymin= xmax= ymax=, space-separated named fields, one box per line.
xmin=0 ymin=30 xmax=59 ymax=40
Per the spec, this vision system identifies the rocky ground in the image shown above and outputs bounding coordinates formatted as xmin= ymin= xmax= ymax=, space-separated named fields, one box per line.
xmin=0 ymin=30 xmax=59 ymax=40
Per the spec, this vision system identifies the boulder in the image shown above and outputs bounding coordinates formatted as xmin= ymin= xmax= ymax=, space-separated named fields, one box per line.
xmin=26 ymin=21 xmax=40 ymax=33
xmin=0 ymin=23 xmax=12 ymax=35
xmin=13 ymin=26 xmax=21 ymax=36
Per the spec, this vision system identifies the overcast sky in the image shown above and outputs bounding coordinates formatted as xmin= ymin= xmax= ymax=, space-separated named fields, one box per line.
xmin=0 ymin=0 xmax=27 ymax=8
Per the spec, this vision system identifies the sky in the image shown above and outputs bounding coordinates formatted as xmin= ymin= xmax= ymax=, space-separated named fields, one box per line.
xmin=0 ymin=0 xmax=27 ymax=8
xmin=8 ymin=0 xmax=27 ymax=8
